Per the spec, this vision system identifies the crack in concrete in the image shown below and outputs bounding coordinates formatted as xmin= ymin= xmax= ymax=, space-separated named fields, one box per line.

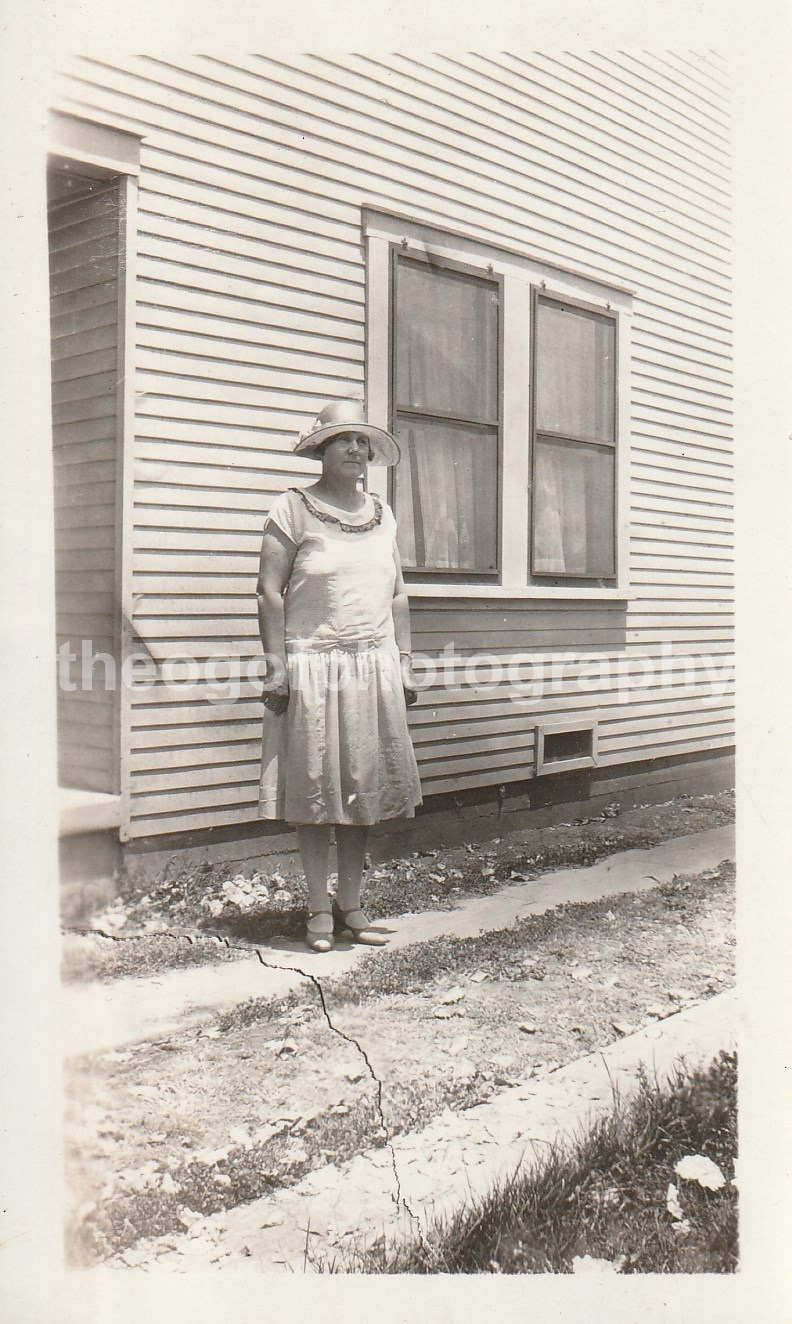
xmin=255 ymin=950 xmax=427 ymax=1250
xmin=64 ymin=922 xmax=428 ymax=1255
xmin=66 ymin=924 xmax=232 ymax=946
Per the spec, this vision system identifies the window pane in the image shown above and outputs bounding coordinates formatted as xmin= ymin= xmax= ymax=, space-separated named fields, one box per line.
xmin=395 ymin=259 xmax=499 ymax=422
xmin=535 ymin=299 xmax=615 ymax=442
xmin=533 ymin=438 xmax=615 ymax=576
xmin=393 ymin=417 xmax=498 ymax=571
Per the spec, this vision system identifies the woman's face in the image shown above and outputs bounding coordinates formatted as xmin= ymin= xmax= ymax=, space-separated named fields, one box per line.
xmin=320 ymin=431 xmax=373 ymax=478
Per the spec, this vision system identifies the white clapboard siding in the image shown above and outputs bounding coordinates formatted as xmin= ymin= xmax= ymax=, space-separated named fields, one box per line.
xmin=49 ymin=174 xmax=121 ymax=793
xmin=50 ymin=52 xmax=734 ymax=836
xmin=65 ymin=55 xmax=732 ymax=274
xmin=633 ymin=377 xmax=733 ymax=418
xmin=243 ymin=52 xmax=731 ymax=229
xmin=54 ymin=91 xmax=734 ymax=336
xmin=127 ymin=696 xmax=735 ymax=776
xmin=634 ymin=414 xmax=733 ymax=451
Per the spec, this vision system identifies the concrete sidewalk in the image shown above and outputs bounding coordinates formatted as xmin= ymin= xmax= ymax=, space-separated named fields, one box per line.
xmin=126 ymin=987 xmax=739 ymax=1271
xmin=61 ymin=825 xmax=733 ymax=1058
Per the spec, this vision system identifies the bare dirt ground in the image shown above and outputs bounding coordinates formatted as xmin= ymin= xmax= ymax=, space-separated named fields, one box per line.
xmin=62 ymin=790 xmax=734 ymax=983
xmin=65 ymin=859 xmax=735 ymax=1267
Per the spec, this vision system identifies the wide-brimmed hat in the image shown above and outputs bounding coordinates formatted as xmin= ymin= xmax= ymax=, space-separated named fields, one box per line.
xmin=294 ymin=399 xmax=401 ymax=466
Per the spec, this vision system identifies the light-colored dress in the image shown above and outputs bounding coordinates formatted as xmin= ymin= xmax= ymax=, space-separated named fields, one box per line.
xmin=258 ymin=487 xmax=423 ymax=825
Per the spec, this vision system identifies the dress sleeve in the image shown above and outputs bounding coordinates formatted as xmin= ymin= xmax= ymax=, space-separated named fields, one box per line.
xmin=264 ymin=489 xmax=303 ymax=544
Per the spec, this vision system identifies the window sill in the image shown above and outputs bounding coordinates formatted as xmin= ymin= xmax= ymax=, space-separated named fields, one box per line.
xmin=59 ymin=788 xmax=122 ymax=837
xmin=406 ymin=583 xmax=633 ymax=601
xmin=537 ymin=756 xmax=599 ymax=775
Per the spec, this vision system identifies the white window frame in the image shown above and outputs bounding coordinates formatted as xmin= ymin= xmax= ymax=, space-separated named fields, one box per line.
xmin=364 ymin=208 xmax=633 ymax=601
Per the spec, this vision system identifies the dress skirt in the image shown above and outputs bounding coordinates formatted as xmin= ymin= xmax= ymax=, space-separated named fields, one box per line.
xmin=259 ymin=638 xmax=423 ymax=826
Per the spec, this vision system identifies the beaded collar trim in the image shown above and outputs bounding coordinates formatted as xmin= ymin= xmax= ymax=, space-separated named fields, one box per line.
xmin=291 ymin=487 xmax=383 ymax=533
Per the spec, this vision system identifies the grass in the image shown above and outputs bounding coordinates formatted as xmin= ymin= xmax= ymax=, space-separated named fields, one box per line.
xmin=326 ymin=1051 xmax=738 ymax=1275
xmin=327 ymin=864 xmax=733 ymax=1005
xmin=63 ymin=790 xmax=734 ymax=984
xmin=65 ymin=862 xmax=735 ymax=1268
xmin=214 ymin=862 xmax=734 ymax=1032
xmin=68 ymin=1062 xmax=499 ymax=1267
xmin=60 ymin=928 xmax=247 ymax=984
xmin=68 ymin=1092 xmax=384 ymax=1265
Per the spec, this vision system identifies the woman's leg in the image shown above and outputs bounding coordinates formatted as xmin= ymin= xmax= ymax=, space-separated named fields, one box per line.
xmin=295 ymin=823 xmax=332 ymax=913
xmin=334 ymin=823 xmax=370 ymax=911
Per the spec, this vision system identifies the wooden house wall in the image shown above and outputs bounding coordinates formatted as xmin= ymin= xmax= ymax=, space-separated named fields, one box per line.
xmin=49 ymin=53 xmax=734 ymax=838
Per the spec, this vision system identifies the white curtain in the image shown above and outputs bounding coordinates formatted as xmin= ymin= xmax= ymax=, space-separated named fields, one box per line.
xmin=533 ymin=439 xmax=615 ymax=576
xmin=394 ymin=420 xmax=498 ymax=571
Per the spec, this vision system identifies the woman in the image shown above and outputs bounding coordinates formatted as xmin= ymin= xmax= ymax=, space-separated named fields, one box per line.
xmin=256 ymin=399 xmax=422 ymax=952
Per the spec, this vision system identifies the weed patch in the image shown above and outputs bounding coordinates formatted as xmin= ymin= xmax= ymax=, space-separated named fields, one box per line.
xmin=332 ymin=1052 xmax=738 ymax=1275
xmin=69 ymin=1093 xmax=384 ymax=1265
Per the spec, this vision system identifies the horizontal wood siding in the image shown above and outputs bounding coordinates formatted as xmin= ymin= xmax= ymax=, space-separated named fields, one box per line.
xmin=49 ymin=174 xmax=121 ymax=792
xmin=51 ymin=52 xmax=734 ymax=836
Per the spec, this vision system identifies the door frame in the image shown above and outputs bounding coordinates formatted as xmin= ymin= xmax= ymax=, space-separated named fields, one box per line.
xmin=49 ymin=112 xmax=143 ymax=840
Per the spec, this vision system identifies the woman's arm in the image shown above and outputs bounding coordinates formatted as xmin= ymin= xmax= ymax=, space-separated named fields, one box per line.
xmin=256 ymin=523 xmax=296 ymax=715
xmin=392 ymin=544 xmax=418 ymax=707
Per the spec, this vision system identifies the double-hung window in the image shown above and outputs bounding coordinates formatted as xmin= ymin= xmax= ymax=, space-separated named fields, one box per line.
xmin=365 ymin=210 xmax=631 ymax=598
xmin=390 ymin=251 xmax=501 ymax=578
xmin=531 ymin=293 xmax=617 ymax=581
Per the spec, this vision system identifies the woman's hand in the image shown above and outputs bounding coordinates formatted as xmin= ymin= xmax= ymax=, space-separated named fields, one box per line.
xmin=262 ymin=661 xmax=290 ymax=715
xmin=400 ymin=653 xmax=419 ymax=707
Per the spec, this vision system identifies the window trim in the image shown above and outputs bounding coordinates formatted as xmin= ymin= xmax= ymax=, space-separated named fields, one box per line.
xmin=388 ymin=244 xmax=504 ymax=581
xmin=363 ymin=208 xmax=633 ymax=600
xmin=535 ymin=719 xmax=600 ymax=775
